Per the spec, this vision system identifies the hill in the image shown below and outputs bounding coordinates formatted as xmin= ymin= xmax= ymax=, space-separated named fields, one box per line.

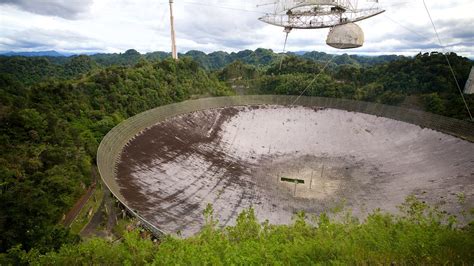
xmin=0 ymin=57 xmax=232 ymax=254
xmin=0 ymin=50 xmax=473 ymax=263
xmin=5 ymin=201 xmax=474 ymax=265
xmin=0 ymin=48 xmax=405 ymax=84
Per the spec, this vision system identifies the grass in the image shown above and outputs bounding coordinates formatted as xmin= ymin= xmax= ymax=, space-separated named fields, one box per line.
xmin=21 ymin=196 xmax=474 ymax=265
xmin=68 ymin=181 xmax=104 ymax=235
xmin=113 ymin=216 xmax=136 ymax=237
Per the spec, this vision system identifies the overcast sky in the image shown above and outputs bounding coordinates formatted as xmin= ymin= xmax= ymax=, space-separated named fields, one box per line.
xmin=0 ymin=0 xmax=473 ymax=57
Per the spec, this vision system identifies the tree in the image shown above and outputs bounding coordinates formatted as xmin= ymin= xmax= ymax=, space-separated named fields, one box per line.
xmin=423 ymin=93 xmax=445 ymax=115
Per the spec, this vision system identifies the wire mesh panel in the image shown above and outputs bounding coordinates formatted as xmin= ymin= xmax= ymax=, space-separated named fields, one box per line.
xmin=97 ymin=95 xmax=474 ymax=238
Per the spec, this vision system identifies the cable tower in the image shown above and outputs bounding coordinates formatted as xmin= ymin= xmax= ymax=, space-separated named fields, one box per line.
xmin=169 ymin=0 xmax=178 ymax=60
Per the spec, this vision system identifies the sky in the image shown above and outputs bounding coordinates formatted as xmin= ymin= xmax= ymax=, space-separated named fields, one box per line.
xmin=0 ymin=0 xmax=473 ymax=57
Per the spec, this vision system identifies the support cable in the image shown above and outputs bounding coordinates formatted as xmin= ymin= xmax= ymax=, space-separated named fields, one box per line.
xmin=178 ymin=1 xmax=267 ymax=14
xmin=279 ymin=29 xmax=291 ymax=71
xmin=292 ymin=43 xmax=343 ymax=105
xmin=383 ymin=13 xmax=432 ymax=42
xmin=422 ymin=0 xmax=473 ymax=121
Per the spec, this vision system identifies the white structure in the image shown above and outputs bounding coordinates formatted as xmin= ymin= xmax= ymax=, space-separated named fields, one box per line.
xmin=169 ymin=0 xmax=178 ymax=60
xmin=115 ymin=105 xmax=474 ymax=237
xmin=326 ymin=22 xmax=364 ymax=49
xmin=258 ymin=0 xmax=383 ymax=49
xmin=464 ymin=67 xmax=474 ymax=94
xmin=259 ymin=0 xmax=384 ymax=29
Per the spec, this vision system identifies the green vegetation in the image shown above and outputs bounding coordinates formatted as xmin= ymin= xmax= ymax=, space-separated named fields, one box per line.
xmin=4 ymin=198 xmax=474 ymax=265
xmin=219 ymin=52 xmax=473 ymax=120
xmin=0 ymin=55 xmax=96 ymax=85
xmin=0 ymin=48 xmax=404 ymax=84
xmin=0 ymin=57 xmax=232 ymax=254
xmin=2 ymin=51 xmax=473 ymax=120
xmin=68 ymin=181 xmax=104 ymax=235
xmin=1 ymin=49 xmax=473 ymax=263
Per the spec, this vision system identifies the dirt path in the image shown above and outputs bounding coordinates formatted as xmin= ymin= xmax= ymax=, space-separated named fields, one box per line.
xmin=62 ymin=167 xmax=98 ymax=227
xmin=80 ymin=187 xmax=119 ymax=238
xmin=104 ymin=190 xmax=118 ymax=232
xmin=80 ymin=195 xmax=107 ymax=238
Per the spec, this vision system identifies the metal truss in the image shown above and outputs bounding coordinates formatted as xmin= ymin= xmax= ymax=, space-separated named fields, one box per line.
xmin=259 ymin=0 xmax=384 ymax=29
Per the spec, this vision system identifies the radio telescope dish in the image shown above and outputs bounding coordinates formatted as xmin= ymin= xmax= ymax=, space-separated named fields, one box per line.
xmin=258 ymin=0 xmax=385 ymax=49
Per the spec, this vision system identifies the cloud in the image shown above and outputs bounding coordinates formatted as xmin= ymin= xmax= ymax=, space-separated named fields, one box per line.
xmin=173 ymin=1 xmax=267 ymax=51
xmin=435 ymin=18 xmax=474 ymax=42
xmin=0 ymin=0 xmax=93 ymax=19
xmin=0 ymin=0 xmax=472 ymax=57
xmin=0 ymin=28 xmax=103 ymax=53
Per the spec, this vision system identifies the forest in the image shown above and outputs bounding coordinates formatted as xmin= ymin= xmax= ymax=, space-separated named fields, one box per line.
xmin=0 ymin=49 xmax=473 ymax=264
xmin=5 ymin=199 xmax=474 ymax=265
xmin=0 ymin=57 xmax=232 ymax=255
xmin=1 ymin=49 xmax=472 ymax=118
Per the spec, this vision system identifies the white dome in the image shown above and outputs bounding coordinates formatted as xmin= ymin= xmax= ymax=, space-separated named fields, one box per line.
xmin=326 ymin=23 xmax=364 ymax=49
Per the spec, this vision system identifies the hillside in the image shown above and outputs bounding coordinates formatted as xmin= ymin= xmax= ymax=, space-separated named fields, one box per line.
xmin=219 ymin=51 xmax=473 ymax=120
xmin=2 ymin=50 xmax=472 ymax=120
xmin=0 ymin=48 xmax=405 ymax=84
xmin=0 ymin=57 xmax=232 ymax=254
xmin=5 ymin=201 xmax=474 ymax=265
xmin=0 ymin=50 xmax=473 ymax=263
